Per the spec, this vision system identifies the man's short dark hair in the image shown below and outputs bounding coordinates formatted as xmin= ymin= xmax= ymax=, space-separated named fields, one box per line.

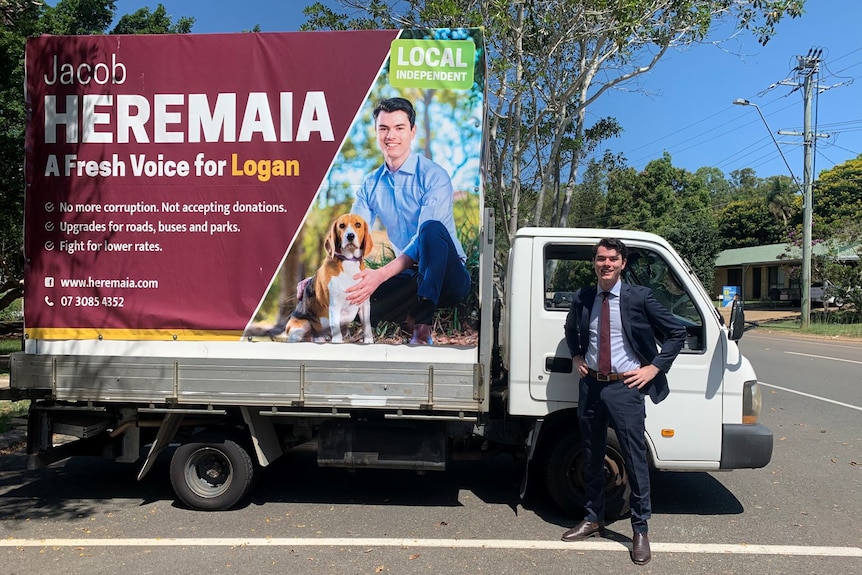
xmin=373 ymin=97 xmax=416 ymax=128
xmin=594 ymin=238 xmax=627 ymax=260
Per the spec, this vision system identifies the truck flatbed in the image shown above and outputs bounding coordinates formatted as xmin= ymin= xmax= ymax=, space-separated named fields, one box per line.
xmin=11 ymin=345 xmax=484 ymax=414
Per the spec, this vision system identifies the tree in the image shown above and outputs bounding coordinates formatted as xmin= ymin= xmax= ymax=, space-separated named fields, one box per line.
xmin=709 ymin=170 xmax=800 ymax=250
xmin=605 ymin=165 xmax=650 ymax=229
xmin=727 ymin=167 xmax=761 ymax=199
xmin=808 ymin=157 xmax=862 ymax=316
xmin=764 ymin=175 xmax=797 ymax=228
xmin=111 ymin=4 xmax=194 ymax=34
xmin=661 ymin=211 xmax=720 ymax=290
xmin=567 ymin=151 xmax=626 ymax=228
xmin=695 ymin=166 xmax=733 ymax=208
xmin=605 ymin=153 xmax=703 ymax=229
xmin=299 ymin=0 xmax=394 ymax=31
xmin=819 ymin=227 xmax=862 ymax=319
xmin=716 ymin=198 xmax=785 ymax=249
xmin=302 ymin=0 xmax=804 ymax=264
xmin=812 ymin=154 xmax=862 ymax=230
xmin=40 ymin=0 xmax=116 ymax=35
xmin=0 ymin=0 xmax=41 ymax=313
xmin=603 ymin=153 xmax=719 ymax=285
xmin=481 ymin=1 xmax=802 ymax=251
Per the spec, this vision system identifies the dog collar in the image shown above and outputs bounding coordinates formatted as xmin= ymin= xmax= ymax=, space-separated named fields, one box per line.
xmin=335 ymin=254 xmax=363 ymax=262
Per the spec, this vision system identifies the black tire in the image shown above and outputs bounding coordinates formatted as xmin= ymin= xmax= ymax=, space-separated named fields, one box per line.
xmin=169 ymin=433 xmax=256 ymax=511
xmin=544 ymin=428 xmax=631 ymax=520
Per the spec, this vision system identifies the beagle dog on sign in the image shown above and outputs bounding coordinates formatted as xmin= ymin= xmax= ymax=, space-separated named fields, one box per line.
xmin=284 ymin=214 xmax=374 ymax=343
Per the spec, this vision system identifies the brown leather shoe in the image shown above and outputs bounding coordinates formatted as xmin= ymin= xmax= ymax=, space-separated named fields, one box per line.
xmin=560 ymin=520 xmax=605 ymax=542
xmin=409 ymin=323 xmax=433 ymax=345
xmin=631 ymin=532 xmax=651 ymax=565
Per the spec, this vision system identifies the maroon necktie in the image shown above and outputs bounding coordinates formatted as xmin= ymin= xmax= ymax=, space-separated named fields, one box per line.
xmin=599 ymin=291 xmax=612 ymax=375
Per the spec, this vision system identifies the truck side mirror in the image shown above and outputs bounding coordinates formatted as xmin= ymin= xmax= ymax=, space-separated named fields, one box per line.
xmin=728 ymin=299 xmax=745 ymax=341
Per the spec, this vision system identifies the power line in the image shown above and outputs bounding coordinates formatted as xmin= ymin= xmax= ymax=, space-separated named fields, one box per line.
xmin=605 ymin=47 xmax=862 ymax=177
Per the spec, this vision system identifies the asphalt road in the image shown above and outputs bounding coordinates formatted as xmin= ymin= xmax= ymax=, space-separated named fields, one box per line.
xmin=0 ymin=330 xmax=860 ymax=574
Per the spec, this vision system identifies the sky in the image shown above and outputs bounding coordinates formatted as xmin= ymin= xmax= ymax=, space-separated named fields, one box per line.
xmin=103 ymin=0 xmax=861 ymax=183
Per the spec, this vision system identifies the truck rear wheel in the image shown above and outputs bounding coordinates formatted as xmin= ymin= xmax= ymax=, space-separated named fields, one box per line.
xmin=544 ymin=428 xmax=631 ymax=520
xmin=170 ymin=433 xmax=256 ymax=511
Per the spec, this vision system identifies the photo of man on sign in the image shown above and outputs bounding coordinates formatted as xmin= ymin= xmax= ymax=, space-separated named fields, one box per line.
xmin=245 ymin=29 xmax=485 ymax=347
xmin=345 ymin=96 xmax=471 ymax=346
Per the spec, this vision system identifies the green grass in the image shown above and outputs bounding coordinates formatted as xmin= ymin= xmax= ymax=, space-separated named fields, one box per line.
xmin=0 ymin=338 xmax=21 ymax=377
xmin=0 ymin=333 xmax=26 ymax=431
xmin=758 ymin=318 xmax=862 ymax=339
xmin=0 ymin=400 xmax=29 ymax=433
xmin=0 ymin=299 xmax=22 ymax=322
xmin=0 ymin=338 xmax=22 ymax=355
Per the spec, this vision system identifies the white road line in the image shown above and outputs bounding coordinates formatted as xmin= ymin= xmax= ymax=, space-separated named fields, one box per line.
xmin=759 ymin=381 xmax=862 ymax=411
xmin=0 ymin=537 xmax=860 ymax=557
xmin=784 ymin=351 xmax=862 ymax=365
xmin=746 ymin=333 xmax=862 ymax=350
xmin=758 ymin=381 xmax=862 ymax=411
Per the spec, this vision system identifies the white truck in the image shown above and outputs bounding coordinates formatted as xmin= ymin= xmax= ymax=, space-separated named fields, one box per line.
xmin=3 ymin=29 xmax=771 ymax=513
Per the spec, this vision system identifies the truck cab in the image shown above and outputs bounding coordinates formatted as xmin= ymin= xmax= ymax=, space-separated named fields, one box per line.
xmin=501 ymin=228 xmax=772 ymax=515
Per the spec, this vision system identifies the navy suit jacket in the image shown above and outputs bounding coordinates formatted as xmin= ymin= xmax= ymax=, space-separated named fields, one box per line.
xmin=564 ymin=283 xmax=687 ymax=404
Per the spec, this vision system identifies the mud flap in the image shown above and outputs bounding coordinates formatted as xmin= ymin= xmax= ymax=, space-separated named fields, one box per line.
xmin=240 ymin=406 xmax=283 ymax=467
xmin=520 ymin=419 xmax=543 ymax=499
xmin=136 ymin=412 xmax=184 ymax=481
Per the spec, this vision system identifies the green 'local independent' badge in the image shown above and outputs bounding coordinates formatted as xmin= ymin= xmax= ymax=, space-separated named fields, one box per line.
xmin=389 ymin=38 xmax=475 ymax=90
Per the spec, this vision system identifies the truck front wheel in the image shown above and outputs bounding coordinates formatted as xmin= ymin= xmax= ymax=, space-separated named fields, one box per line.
xmin=544 ymin=428 xmax=631 ymax=520
xmin=170 ymin=433 xmax=256 ymax=511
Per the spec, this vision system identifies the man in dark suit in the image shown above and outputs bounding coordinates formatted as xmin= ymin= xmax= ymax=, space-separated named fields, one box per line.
xmin=561 ymin=238 xmax=687 ymax=565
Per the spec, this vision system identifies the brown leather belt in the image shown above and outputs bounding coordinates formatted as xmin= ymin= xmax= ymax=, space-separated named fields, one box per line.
xmin=586 ymin=368 xmax=625 ymax=382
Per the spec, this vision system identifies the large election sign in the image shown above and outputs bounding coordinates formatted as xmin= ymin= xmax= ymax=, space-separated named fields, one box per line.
xmin=24 ymin=29 xmax=485 ymax=347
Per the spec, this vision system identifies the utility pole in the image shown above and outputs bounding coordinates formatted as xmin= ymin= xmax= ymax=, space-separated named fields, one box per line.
xmin=800 ymin=53 xmax=816 ymax=329
xmin=737 ymin=49 xmax=837 ymax=328
xmin=778 ymin=49 xmax=824 ymax=329
xmin=795 ymin=50 xmax=819 ymax=328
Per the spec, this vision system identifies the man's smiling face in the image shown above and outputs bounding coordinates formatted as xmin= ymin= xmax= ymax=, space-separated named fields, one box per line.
xmin=375 ymin=109 xmax=416 ymax=171
xmin=594 ymin=245 xmax=626 ymax=290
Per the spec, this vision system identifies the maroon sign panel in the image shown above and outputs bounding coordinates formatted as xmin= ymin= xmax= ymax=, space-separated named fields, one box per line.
xmin=25 ymin=31 xmax=398 ymax=340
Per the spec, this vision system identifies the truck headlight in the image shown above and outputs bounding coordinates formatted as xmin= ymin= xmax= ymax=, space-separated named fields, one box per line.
xmin=742 ymin=380 xmax=762 ymax=424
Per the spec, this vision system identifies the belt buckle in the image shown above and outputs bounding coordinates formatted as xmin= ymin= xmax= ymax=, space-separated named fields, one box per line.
xmin=596 ymin=372 xmax=610 ymax=382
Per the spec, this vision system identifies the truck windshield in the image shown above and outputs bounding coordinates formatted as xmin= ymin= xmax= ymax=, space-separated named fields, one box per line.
xmin=543 ymin=244 xmax=704 ymax=350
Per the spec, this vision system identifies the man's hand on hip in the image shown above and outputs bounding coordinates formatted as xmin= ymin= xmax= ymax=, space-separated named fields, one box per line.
xmin=573 ymin=355 xmax=588 ymax=377
xmin=623 ymin=364 xmax=660 ymax=389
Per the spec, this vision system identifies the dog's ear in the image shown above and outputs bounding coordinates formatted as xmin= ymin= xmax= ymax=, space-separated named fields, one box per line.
xmin=324 ymin=219 xmax=339 ymax=258
xmin=359 ymin=218 xmax=373 ymax=256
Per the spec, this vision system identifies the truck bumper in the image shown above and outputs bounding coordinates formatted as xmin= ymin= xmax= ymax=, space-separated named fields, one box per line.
xmin=719 ymin=423 xmax=773 ymax=469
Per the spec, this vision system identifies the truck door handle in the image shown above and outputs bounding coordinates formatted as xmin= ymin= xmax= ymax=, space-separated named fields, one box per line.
xmin=545 ymin=356 xmax=573 ymax=373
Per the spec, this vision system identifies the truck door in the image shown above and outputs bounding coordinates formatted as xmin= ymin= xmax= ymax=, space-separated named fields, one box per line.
xmin=529 ymin=238 xmax=724 ymax=464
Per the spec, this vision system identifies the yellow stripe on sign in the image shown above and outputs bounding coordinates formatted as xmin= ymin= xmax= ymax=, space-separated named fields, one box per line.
xmin=24 ymin=328 xmax=244 ymax=341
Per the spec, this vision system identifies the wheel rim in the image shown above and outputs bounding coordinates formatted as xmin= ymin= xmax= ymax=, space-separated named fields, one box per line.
xmin=184 ymin=446 xmax=233 ymax=499
xmin=567 ymin=446 xmax=628 ymax=502
xmin=601 ymin=450 xmax=628 ymax=501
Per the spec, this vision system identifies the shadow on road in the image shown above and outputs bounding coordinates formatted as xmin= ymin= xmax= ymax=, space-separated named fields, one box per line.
xmin=0 ymin=444 xmax=743 ymax=526
xmin=650 ymin=469 xmax=744 ymax=515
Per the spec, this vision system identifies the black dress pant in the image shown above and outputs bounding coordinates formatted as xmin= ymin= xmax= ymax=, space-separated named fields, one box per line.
xmin=578 ymin=375 xmax=651 ymax=533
